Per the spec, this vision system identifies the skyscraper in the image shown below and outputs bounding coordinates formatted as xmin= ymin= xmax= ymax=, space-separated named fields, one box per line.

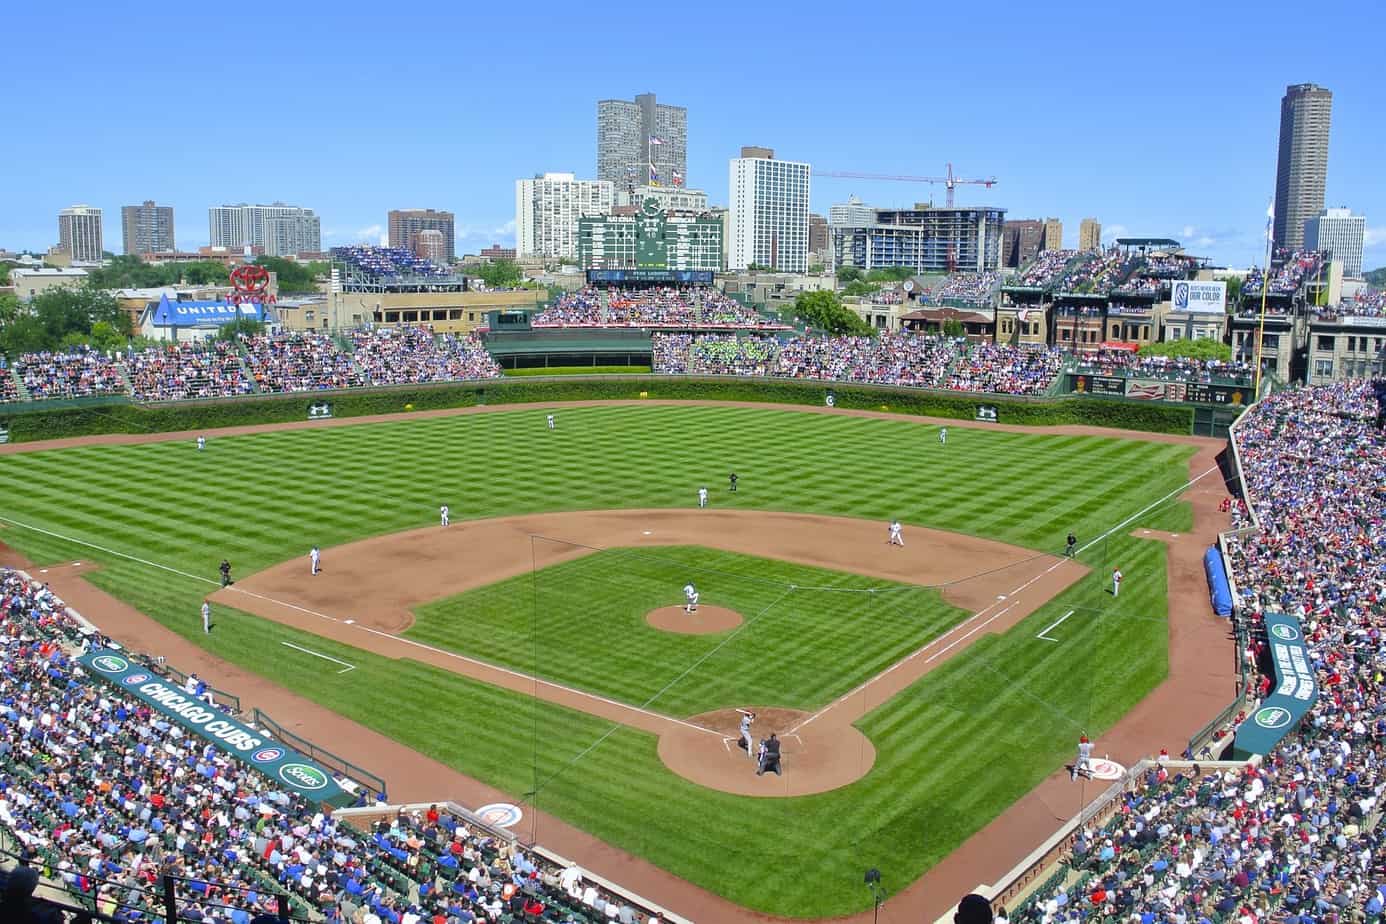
xmin=1042 ymin=218 xmax=1063 ymax=251
xmin=1079 ymin=218 xmax=1101 ymax=251
xmin=1002 ymin=220 xmax=1044 ymax=268
xmin=57 ymin=205 xmax=103 ymax=263
xmin=515 ymin=173 xmax=615 ymax=260
xmin=1304 ymin=207 xmax=1365 ymax=278
xmin=728 ymin=147 xmax=811 ymax=273
xmin=1273 ymin=83 xmax=1332 ymax=252
xmin=209 ymin=203 xmax=320 ymax=255
xmin=597 ymin=93 xmax=687 ymax=192
xmin=121 ymin=201 xmax=175 ymax=255
xmin=388 ymin=209 xmax=455 ymax=262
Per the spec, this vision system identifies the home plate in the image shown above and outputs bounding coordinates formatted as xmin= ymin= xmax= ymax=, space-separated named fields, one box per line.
xmin=997 ymin=594 xmax=1007 ymax=600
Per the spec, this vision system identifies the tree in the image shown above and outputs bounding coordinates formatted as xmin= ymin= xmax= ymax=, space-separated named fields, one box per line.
xmin=473 ymin=259 xmax=523 ymax=289
xmin=793 ymin=290 xmax=873 ymax=336
xmin=745 ymin=263 xmax=771 ymax=272
xmin=0 ymin=286 xmax=130 ymax=356
xmin=0 ymin=263 xmax=11 ymax=286
xmin=842 ymin=280 xmax=880 ymax=298
xmin=1138 ymin=339 xmax=1232 ymax=362
xmin=942 ymin=318 xmax=966 ymax=338
xmin=1364 ymin=267 xmax=1386 ymax=287
xmin=1223 ymin=275 xmax=1243 ymax=312
xmin=254 ymin=256 xmax=325 ymax=294
xmin=216 ymin=318 xmax=265 ymax=341
xmin=836 ymin=266 xmax=862 ymax=283
xmin=807 ymin=263 xmax=825 ymax=275
xmin=180 ymin=262 xmax=231 ymax=286
xmin=865 ymin=266 xmax=915 ymax=283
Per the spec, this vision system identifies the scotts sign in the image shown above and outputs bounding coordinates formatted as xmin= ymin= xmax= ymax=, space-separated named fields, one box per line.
xmin=1233 ymin=612 xmax=1317 ymax=760
xmin=79 ymin=651 xmax=348 ymax=803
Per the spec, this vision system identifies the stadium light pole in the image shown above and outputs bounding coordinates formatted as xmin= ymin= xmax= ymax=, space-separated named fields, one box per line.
xmin=1253 ymin=200 xmax=1274 ymax=397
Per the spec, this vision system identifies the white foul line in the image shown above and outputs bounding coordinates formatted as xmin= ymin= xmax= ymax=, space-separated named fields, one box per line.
xmin=1036 ymin=609 xmax=1075 ymax=642
xmin=280 ymin=641 xmax=356 ymax=673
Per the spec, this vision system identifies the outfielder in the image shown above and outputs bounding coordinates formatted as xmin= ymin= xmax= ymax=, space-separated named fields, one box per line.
xmin=683 ymin=583 xmax=699 ymax=613
xmin=310 ymin=546 xmax=322 ymax=576
xmin=736 ymin=709 xmax=756 ymax=758
xmin=888 ymin=519 xmax=904 ymax=546
xmin=939 ymin=427 xmax=948 ymax=445
xmin=440 ymin=504 xmax=450 ymax=527
xmin=547 ymin=413 xmax=555 ymax=430
xmin=196 ymin=436 xmax=206 ymax=451
xmin=697 ymin=486 xmax=708 ymax=508
xmin=1072 ymin=734 xmax=1094 ymax=781
xmin=201 ymin=601 xmax=211 ymax=635
xmin=1112 ymin=567 xmax=1123 ymax=597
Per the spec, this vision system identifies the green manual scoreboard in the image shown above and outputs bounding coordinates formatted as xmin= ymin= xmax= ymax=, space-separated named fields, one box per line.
xmin=580 ymin=197 xmax=722 ymax=272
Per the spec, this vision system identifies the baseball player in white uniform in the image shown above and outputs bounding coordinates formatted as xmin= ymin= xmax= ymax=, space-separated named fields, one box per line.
xmin=196 ymin=436 xmax=206 ymax=451
xmin=736 ymin=709 xmax=756 ymax=758
xmin=547 ymin=413 xmax=555 ymax=430
xmin=310 ymin=546 xmax=322 ymax=575
xmin=201 ymin=601 xmax=211 ymax=634
xmin=939 ymin=427 xmax=948 ymax=445
xmin=697 ymin=486 xmax=708 ymax=508
xmin=440 ymin=504 xmax=450 ymax=527
xmin=888 ymin=519 xmax=904 ymax=546
xmin=1072 ymin=734 xmax=1094 ymax=780
xmin=683 ymin=583 xmax=699 ymax=613
xmin=1112 ymin=567 xmax=1123 ymax=597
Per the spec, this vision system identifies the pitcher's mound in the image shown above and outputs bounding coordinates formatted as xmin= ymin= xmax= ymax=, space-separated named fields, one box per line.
xmin=645 ymin=605 xmax=743 ymax=634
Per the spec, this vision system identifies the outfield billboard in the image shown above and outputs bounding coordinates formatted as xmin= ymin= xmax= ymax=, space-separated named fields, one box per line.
xmin=79 ymin=651 xmax=350 ymax=804
xmin=1171 ymin=280 xmax=1226 ymax=314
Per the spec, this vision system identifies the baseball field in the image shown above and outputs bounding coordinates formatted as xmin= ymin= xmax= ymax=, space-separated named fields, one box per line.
xmin=0 ymin=402 xmax=1203 ymax=917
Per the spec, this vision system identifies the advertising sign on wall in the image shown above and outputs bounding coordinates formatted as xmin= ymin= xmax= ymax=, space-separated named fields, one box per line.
xmin=1171 ymin=280 xmax=1226 ymax=314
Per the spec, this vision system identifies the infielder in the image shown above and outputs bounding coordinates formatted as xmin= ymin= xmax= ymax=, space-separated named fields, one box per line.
xmin=1065 ymin=532 xmax=1078 ymax=558
xmin=201 ymin=601 xmax=211 ymax=635
xmin=196 ymin=436 xmax=206 ymax=451
xmin=310 ymin=546 xmax=322 ymax=576
xmin=683 ymin=582 xmax=699 ymax=614
xmin=1112 ymin=567 xmax=1123 ymax=597
xmin=736 ymin=709 xmax=756 ymax=758
xmin=939 ymin=427 xmax=948 ymax=445
xmin=888 ymin=519 xmax=904 ymax=546
xmin=546 ymin=413 xmax=555 ymax=430
xmin=697 ymin=486 xmax=708 ymax=508
xmin=1072 ymin=734 xmax=1094 ymax=781
xmin=440 ymin=504 xmax=450 ymax=527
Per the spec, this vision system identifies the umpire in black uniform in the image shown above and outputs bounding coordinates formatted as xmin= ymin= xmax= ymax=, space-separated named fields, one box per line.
xmin=756 ymin=733 xmax=782 ymax=776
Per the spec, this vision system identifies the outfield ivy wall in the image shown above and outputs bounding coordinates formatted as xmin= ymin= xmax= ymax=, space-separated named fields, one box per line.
xmin=0 ymin=376 xmax=1194 ymax=443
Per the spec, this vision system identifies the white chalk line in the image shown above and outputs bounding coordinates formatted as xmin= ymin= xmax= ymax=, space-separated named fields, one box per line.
xmin=788 ymin=464 xmax=1220 ymax=735
xmin=280 ymin=641 xmax=356 ymax=673
xmin=1036 ymin=609 xmax=1076 ymax=642
xmin=0 ymin=513 xmax=718 ymax=739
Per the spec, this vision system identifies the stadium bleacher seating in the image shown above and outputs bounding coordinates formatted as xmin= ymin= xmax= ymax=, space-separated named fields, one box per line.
xmin=1242 ymin=250 xmax=1327 ymax=300
xmin=331 ymin=246 xmax=451 ymax=281
xmin=13 ymin=349 xmax=126 ymax=401
xmin=241 ymin=332 xmax=368 ymax=393
xmin=349 ymin=327 xmax=501 ymax=386
xmin=534 ymin=287 xmax=782 ymax=329
xmin=0 ymin=356 xmax=18 ymax=403
xmin=126 ymin=341 xmax=254 ymax=402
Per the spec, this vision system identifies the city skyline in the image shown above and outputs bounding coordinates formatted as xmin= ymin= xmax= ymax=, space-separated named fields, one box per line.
xmin=2 ymin=0 xmax=1384 ymax=272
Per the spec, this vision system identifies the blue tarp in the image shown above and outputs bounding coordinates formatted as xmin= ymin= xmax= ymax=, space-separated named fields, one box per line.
xmin=1204 ymin=546 xmax=1233 ymax=617
xmin=149 ymin=294 xmax=266 ymax=328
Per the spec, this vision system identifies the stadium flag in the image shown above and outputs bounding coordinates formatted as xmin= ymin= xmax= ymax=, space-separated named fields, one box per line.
xmin=649 ymin=163 xmax=662 ymax=186
xmin=672 ymin=170 xmax=684 ymax=187
xmin=650 ymin=136 xmax=665 ymax=145
xmin=1265 ymin=199 xmax=1274 ymax=242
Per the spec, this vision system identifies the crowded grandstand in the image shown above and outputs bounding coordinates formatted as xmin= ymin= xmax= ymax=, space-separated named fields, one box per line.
xmin=532 ymin=286 xmax=786 ymax=330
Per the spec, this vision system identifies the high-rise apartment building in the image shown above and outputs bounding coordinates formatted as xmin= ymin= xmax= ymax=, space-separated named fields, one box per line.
xmin=209 ymin=203 xmax=320 ymax=255
xmin=514 ymin=173 xmax=615 ymax=260
xmin=829 ymin=196 xmax=875 ymax=231
xmin=728 ymin=148 xmax=811 ymax=273
xmin=388 ymin=209 xmax=455 ymax=262
xmin=1304 ymin=207 xmax=1365 ymax=278
xmin=1001 ymin=219 xmax=1044 ymax=268
xmin=1043 ymin=218 xmax=1063 ymax=251
xmin=411 ymin=229 xmax=447 ymax=264
xmin=1273 ymin=83 xmax=1332 ymax=252
xmin=808 ymin=214 xmax=829 ymax=259
xmin=831 ymin=204 xmax=1006 ymax=275
xmin=57 ymin=205 xmax=104 ymax=263
xmin=1078 ymin=217 xmax=1101 ymax=251
xmin=597 ymin=93 xmax=688 ymax=192
xmin=121 ymin=200 xmax=175 ymax=255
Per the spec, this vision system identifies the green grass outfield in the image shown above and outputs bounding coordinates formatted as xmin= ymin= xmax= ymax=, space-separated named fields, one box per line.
xmin=410 ymin=546 xmax=974 ymax=716
xmin=0 ymin=404 xmax=1195 ymax=916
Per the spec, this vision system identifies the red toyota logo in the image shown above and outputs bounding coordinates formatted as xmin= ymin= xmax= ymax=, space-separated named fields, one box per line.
xmin=231 ymin=264 xmax=271 ymax=295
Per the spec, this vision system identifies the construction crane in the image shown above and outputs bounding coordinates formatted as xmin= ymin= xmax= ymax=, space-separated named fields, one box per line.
xmin=812 ymin=163 xmax=997 ymax=207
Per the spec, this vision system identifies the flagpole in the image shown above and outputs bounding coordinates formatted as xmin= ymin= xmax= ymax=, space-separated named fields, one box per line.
xmin=1253 ymin=202 xmax=1274 ymax=397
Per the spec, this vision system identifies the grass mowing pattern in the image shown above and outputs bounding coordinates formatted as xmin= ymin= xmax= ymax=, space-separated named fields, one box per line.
xmin=0 ymin=405 xmax=1195 ymax=916
xmin=411 ymin=545 xmax=973 ymax=716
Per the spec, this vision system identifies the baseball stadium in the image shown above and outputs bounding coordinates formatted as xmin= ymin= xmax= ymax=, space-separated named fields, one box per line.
xmin=0 ymin=264 xmax=1382 ymax=924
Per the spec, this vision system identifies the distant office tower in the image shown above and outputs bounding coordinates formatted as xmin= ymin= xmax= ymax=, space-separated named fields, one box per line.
xmin=829 ymin=196 xmax=875 ymax=231
xmin=808 ymin=214 xmax=829 ymax=259
xmin=1304 ymin=207 xmax=1365 ymax=278
xmin=1079 ymin=217 xmax=1101 ymax=251
xmin=1273 ymin=83 xmax=1332 ymax=252
xmin=388 ymin=209 xmax=455 ymax=262
xmin=209 ymin=203 xmax=320 ymax=255
xmin=411 ymin=229 xmax=447 ymax=264
xmin=597 ymin=93 xmax=688 ymax=191
xmin=728 ymin=148 xmax=811 ymax=272
xmin=57 ymin=205 xmax=104 ymax=263
xmin=515 ymin=173 xmax=615 ymax=260
xmin=121 ymin=200 xmax=175 ymax=255
xmin=1043 ymin=218 xmax=1063 ymax=251
xmin=1002 ymin=219 xmax=1044 ymax=268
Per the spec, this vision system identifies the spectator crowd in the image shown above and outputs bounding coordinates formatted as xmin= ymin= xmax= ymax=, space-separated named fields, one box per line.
xmin=1073 ymin=350 xmax=1253 ymax=384
xmin=331 ymin=247 xmax=452 ymax=281
xmin=1243 ymin=250 xmax=1327 ymax=299
xmin=349 ymin=327 xmax=501 ymax=386
xmin=0 ymin=567 xmax=667 ymax=924
xmin=1014 ymin=251 xmax=1078 ymax=289
xmin=927 ymin=272 xmax=1002 ymax=307
xmin=126 ymin=341 xmax=254 ymax=402
xmin=533 ymin=287 xmax=783 ymax=329
xmin=13 ymin=348 xmax=127 ymax=401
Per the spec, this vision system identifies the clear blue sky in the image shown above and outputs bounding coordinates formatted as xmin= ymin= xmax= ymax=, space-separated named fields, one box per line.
xmin=4 ymin=0 xmax=1383 ymax=270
